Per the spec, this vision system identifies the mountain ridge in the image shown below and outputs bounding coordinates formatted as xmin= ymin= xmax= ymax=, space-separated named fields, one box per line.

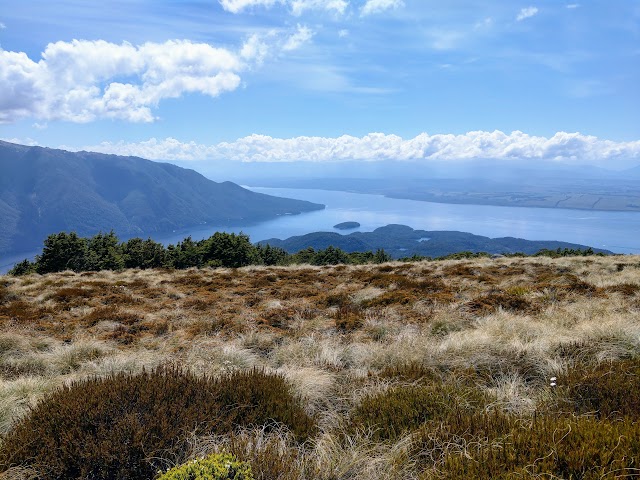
xmin=0 ymin=141 xmax=324 ymax=256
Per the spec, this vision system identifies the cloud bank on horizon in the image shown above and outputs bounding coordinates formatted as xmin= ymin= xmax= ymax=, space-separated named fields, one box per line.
xmin=55 ymin=131 xmax=640 ymax=167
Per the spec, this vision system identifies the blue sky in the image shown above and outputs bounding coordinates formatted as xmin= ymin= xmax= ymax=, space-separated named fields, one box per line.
xmin=0 ymin=0 xmax=639 ymax=167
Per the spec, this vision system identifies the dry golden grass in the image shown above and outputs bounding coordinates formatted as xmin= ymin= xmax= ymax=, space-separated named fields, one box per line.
xmin=1 ymin=255 xmax=640 ymax=478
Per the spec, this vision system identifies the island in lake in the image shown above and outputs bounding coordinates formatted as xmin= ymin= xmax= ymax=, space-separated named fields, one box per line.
xmin=259 ymin=224 xmax=611 ymax=259
xmin=333 ymin=221 xmax=360 ymax=230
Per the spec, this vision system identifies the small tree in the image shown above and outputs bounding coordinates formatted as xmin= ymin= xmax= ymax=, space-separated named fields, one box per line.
xmin=201 ymin=232 xmax=258 ymax=268
xmin=36 ymin=232 xmax=88 ymax=273
xmin=86 ymin=231 xmax=124 ymax=271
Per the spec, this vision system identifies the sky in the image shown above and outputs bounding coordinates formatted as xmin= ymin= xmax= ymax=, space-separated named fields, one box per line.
xmin=0 ymin=0 xmax=639 ymax=168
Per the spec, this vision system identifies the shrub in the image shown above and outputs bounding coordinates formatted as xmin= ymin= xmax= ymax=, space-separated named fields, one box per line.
xmin=0 ymin=368 xmax=315 ymax=480
xmin=350 ymin=384 xmax=487 ymax=441
xmin=157 ymin=453 xmax=253 ymax=480
xmin=417 ymin=413 xmax=640 ymax=479
xmin=564 ymin=358 xmax=640 ymax=418
xmin=333 ymin=305 xmax=364 ymax=332
xmin=464 ymin=292 xmax=538 ymax=315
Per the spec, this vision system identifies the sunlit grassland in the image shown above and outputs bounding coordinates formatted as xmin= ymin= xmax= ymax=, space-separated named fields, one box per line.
xmin=1 ymin=255 xmax=639 ymax=479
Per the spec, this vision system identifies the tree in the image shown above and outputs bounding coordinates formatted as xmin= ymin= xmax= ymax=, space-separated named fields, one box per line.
xmin=36 ymin=232 xmax=88 ymax=273
xmin=86 ymin=231 xmax=124 ymax=271
xmin=122 ymin=237 xmax=167 ymax=269
xmin=201 ymin=232 xmax=258 ymax=268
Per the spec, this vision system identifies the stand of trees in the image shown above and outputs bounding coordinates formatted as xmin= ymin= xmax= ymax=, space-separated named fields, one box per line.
xmin=8 ymin=231 xmax=393 ymax=275
xmin=8 ymin=231 xmax=604 ymax=276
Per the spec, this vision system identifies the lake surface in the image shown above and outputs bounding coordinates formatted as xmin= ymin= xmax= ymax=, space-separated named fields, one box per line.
xmin=147 ymin=187 xmax=640 ymax=254
xmin=2 ymin=187 xmax=639 ymax=273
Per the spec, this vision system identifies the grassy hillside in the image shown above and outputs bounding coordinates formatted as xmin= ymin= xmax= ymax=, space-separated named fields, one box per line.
xmin=1 ymin=255 xmax=640 ymax=478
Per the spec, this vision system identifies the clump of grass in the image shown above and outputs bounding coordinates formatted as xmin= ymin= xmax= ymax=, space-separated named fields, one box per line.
xmin=0 ymin=368 xmax=315 ymax=480
xmin=190 ymin=428 xmax=303 ymax=480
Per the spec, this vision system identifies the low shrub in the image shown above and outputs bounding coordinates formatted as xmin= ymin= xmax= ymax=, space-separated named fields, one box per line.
xmin=0 ymin=368 xmax=315 ymax=480
xmin=564 ymin=358 xmax=640 ymax=418
xmin=157 ymin=453 xmax=253 ymax=480
xmin=333 ymin=305 xmax=364 ymax=332
xmin=417 ymin=413 xmax=640 ymax=479
xmin=378 ymin=363 xmax=441 ymax=383
xmin=464 ymin=291 xmax=538 ymax=315
xmin=350 ymin=384 xmax=488 ymax=441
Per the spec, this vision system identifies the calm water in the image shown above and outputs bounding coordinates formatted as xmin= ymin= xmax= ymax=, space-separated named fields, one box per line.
xmin=2 ymin=187 xmax=639 ymax=273
xmin=149 ymin=187 xmax=640 ymax=254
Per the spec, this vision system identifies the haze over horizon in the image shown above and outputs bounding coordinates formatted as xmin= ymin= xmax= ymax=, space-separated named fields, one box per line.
xmin=0 ymin=1 xmax=639 ymax=171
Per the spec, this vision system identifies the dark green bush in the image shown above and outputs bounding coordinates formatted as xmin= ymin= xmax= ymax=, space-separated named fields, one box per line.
xmin=0 ymin=368 xmax=315 ymax=480
xmin=350 ymin=384 xmax=488 ymax=441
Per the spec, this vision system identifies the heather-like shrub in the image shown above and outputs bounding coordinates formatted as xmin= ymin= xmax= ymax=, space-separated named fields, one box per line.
xmin=157 ymin=453 xmax=253 ymax=480
xmin=350 ymin=384 xmax=488 ymax=441
xmin=417 ymin=413 xmax=640 ymax=479
xmin=0 ymin=368 xmax=314 ymax=480
xmin=565 ymin=358 xmax=640 ymax=418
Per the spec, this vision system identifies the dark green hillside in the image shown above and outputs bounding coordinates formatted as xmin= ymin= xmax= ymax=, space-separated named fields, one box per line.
xmin=259 ymin=224 xmax=611 ymax=258
xmin=0 ymin=141 xmax=323 ymax=255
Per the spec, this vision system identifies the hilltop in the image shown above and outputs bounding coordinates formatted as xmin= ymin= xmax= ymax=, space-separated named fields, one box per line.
xmin=1 ymin=255 xmax=639 ymax=478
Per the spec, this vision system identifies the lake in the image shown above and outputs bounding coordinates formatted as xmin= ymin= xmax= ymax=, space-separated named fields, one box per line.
xmin=129 ymin=187 xmax=640 ymax=254
xmin=2 ymin=187 xmax=639 ymax=273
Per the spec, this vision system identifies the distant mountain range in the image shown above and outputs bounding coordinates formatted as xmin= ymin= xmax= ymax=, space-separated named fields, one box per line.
xmin=0 ymin=141 xmax=323 ymax=256
xmin=258 ymin=224 xmax=612 ymax=258
xmin=194 ymin=158 xmax=640 ymax=213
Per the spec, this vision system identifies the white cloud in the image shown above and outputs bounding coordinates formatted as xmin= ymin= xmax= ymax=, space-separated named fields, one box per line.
xmin=219 ymin=0 xmax=348 ymax=15
xmin=0 ymin=22 xmax=6 ymax=29
xmin=283 ymin=25 xmax=314 ymax=51
xmin=0 ymin=31 xmax=303 ymax=124
xmin=69 ymin=131 xmax=640 ymax=167
xmin=338 ymin=29 xmax=349 ymax=38
xmin=218 ymin=0 xmax=280 ymax=13
xmin=240 ymin=33 xmax=270 ymax=64
xmin=291 ymin=0 xmax=348 ymax=16
xmin=360 ymin=0 xmax=404 ymax=16
xmin=566 ymin=4 xmax=580 ymax=9
xmin=517 ymin=6 xmax=538 ymax=21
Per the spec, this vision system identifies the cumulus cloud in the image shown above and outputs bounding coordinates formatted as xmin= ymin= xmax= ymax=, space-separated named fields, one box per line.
xmin=283 ymin=25 xmax=314 ymax=51
xmin=69 ymin=131 xmax=640 ymax=166
xmin=0 ymin=31 xmax=305 ymax=124
xmin=360 ymin=0 xmax=404 ymax=16
xmin=219 ymin=0 xmax=348 ymax=15
xmin=0 ymin=22 xmax=6 ymax=29
xmin=566 ymin=4 xmax=580 ymax=9
xmin=517 ymin=6 xmax=539 ymax=21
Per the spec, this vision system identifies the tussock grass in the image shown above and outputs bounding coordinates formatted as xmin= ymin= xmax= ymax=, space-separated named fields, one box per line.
xmin=1 ymin=255 xmax=639 ymax=478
